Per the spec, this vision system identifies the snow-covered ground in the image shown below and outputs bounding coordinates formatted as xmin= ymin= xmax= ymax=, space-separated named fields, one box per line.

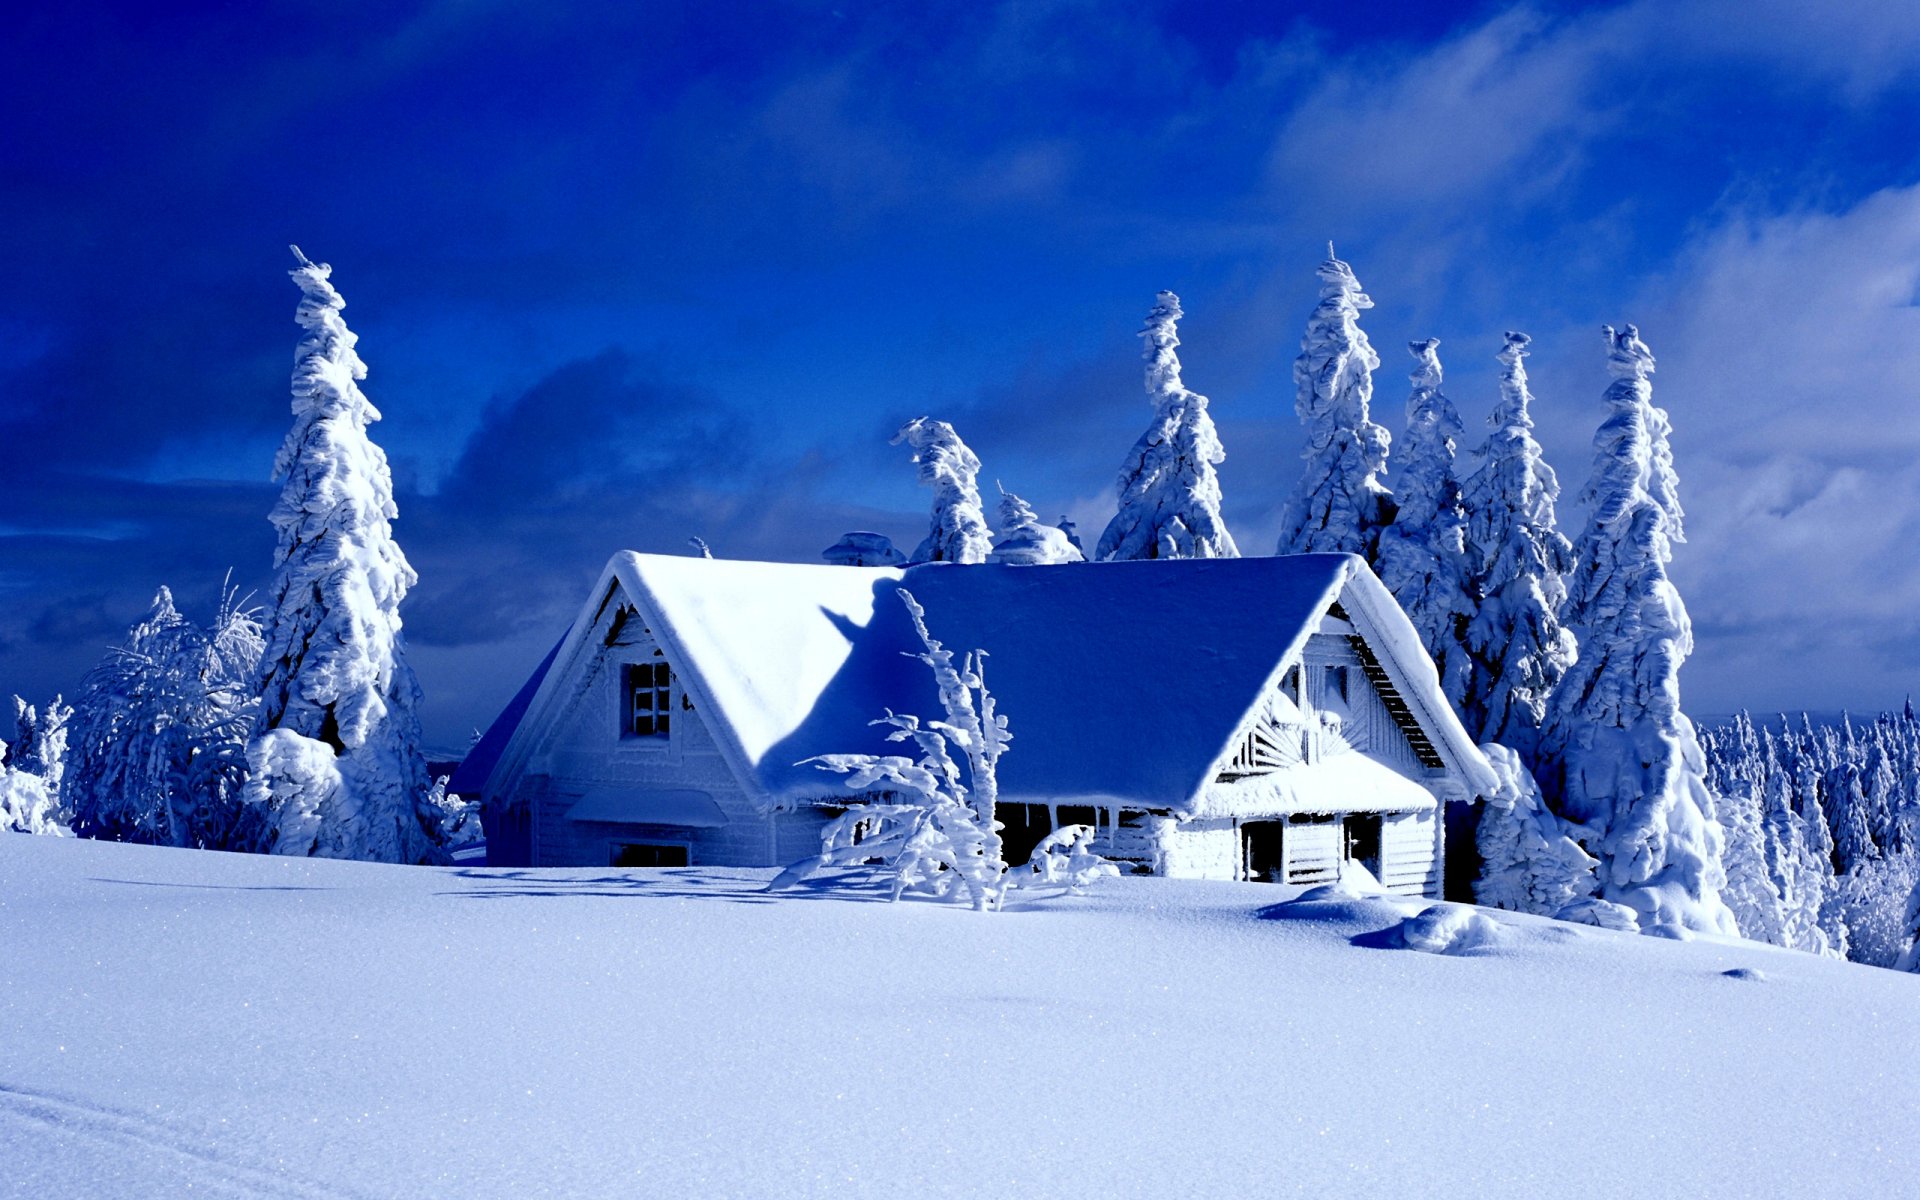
xmin=3 ymin=837 xmax=1914 ymax=1198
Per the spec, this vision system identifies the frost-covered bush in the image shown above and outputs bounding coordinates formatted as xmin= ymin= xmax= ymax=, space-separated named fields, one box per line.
xmin=1095 ymin=291 xmax=1238 ymax=561
xmin=1015 ymin=824 xmax=1119 ymax=893
xmin=1275 ymin=246 xmax=1393 ymax=559
xmin=1462 ymin=332 xmax=1576 ymax=760
xmin=1474 ymin=743 xmax=1595 ymax=917
xmin=7 ymin=694 xmax=71 ymax=799
xmin=1375 ymin=338 xmax=1473 ymax=711
xmin=1544 ymin=325 xmax=1735 ymax=936
xmin=780 ymin=589 xmax=1011 ymax=910
xmin=64 ymin=586 xmax=263 ymax=849
xmin=245 ymin=248 xmax=445 ymax=865
xmin=427 ymin=777 xmax=484 ymax=852
xmin=0 ymin=739 xmax=69 ymax=835
xmin=893 ymin=417 xmax=992 ymax=565
xmin=990 ymin=488 xmax=1084 ymax=565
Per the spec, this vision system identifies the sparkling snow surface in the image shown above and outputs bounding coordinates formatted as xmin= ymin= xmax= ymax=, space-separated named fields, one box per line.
xmin=3 ymin=836 xmax=1915 ymax=1198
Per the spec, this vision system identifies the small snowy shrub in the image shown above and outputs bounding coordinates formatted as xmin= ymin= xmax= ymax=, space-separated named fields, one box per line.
xmin=1014 ymin=824 xmax=1119 ymax=893
xmin=0 ymin=739 xmax=69 ymax=836
xmin=990 ymin=488 xmax=1084 ymax=566
xmin=426 ymin=777 xmax=485 ymax=852
xmin=7 ymin=695 xmax=72 ymax=799
xmin=64 ymin=585 xmax=262 ymax=849
xmin=1474 ymin=743 xmax=1595 ymax=917
xmin=245 ymin=729 xmax=346 ymax=858
xmin=781 ymin=589 xmax=1011 ymax=910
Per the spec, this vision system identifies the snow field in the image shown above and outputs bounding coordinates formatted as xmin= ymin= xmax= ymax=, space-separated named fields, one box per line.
xmin=3 ymin=836 xmax=1915 ymax=1198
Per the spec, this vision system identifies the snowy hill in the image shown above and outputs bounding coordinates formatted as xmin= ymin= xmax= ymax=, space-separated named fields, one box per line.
xmin=2 ymin=837 xmax=1914 ymax=1198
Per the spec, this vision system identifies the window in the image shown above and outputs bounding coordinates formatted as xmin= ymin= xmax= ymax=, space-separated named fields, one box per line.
xmin=1325 ymin=664 xmax=1349 ymax=703
xmin=624 ymin=660 xmax=672 ymax=738
xmin=611 ymin=842 xmax=688 ymax=867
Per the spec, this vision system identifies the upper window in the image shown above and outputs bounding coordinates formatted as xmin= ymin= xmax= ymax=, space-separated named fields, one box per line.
xmin=624 ymin=660 xmax=672 ymax=738
xmin=1325 ymin=665 xmax=1349 ymax=704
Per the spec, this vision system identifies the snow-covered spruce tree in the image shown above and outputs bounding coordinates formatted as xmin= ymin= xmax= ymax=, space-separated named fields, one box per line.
xmin=990 ymin=487 xmax=1085 ymax=565
xmin=779 ymin=589 xmax=1012 ymax=910
xmin=1544 ymin=324 xmax=1735 ymax=935
xmin=1759 ymin=752 xmax=1837 ymax=956
xmin=243 ymin=247 xmax=445 ymax=864
xmin=1463 ymin=332 xmax=1577 ymax=760
xmin=1474 ymin=742 xmax=1596 ymax=917
xmin=1375 ymin=339 xmax=1474 ymax=712
xmin=893 ymin=417 xmax=992 ymax=565
xmin=1274 ymin=246 xmax=1393 ymax=559
xmin=1826 ymin=762 xmax=1876 ymax=877
xmin=1718 ymin=784 xmax=1787 ymax=947
xmin=65 ymin=585 xmax=264 ymax=849
xmin=1095 ymin=291 xmax=1239 ymax=561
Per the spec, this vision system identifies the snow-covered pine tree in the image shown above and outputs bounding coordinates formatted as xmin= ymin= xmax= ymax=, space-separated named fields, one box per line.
xmin=893 ymin=417 xmax=993 ymax=565
xmin=1545 ymin=324 xmax=1735 ymax=935
xmin=1718 ymin=783 xmax=1787 ymax=947
xmin=65 ymin=584 xmax=264 ymax=849
xmin=1464 ymin=332 xmax=1577 ymax=761
xmin=1375 ymin=339 xmax=1474 ymax=712
xmin=1274 ymin=246 xmax=1393 ymax=559
xmin=1759 ymin=743 xmax=1836 ymax=956
xmin=244 ymin=247 xmax=445 ymax=864
xmin=1094 ymin=291 xmax=1238 ymax=560
xmin=780 ymin=589 xmax=1012 ymax=910
xmin=990 ymin=486 xmax=1085 ymax=565
xmin=1827 ymin=762 xmax=1876 ymax=876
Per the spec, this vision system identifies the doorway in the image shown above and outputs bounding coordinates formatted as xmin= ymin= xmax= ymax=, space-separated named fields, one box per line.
xmin=1345 ymin=814 xmax=1382 ymax=878
xmin=1243 ymin=820 xmax=1286 ymax=882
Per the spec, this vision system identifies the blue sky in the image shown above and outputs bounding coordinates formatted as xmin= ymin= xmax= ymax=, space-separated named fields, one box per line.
xmin=7 ymin=0 xmax=1920 ymax=749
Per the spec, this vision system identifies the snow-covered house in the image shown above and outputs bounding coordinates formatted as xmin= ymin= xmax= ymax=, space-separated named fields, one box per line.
xmin=459 ymin=553 xmax=1496 ymax=896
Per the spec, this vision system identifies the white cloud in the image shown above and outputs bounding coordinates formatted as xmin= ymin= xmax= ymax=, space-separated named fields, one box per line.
xmin=1627 ymin=183 xmax=1920 ymax=710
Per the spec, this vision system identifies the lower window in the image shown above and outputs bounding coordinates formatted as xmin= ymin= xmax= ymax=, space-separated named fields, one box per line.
xmin=610 ymin=842 xmax=689 ymax=868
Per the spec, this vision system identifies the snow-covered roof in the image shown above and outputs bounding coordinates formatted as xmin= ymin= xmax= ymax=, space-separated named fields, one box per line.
xmin=1195 ymin=751 xmax=1439 ymax=818
xmin=485 ymin=552 xmax=1494 ymax=814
